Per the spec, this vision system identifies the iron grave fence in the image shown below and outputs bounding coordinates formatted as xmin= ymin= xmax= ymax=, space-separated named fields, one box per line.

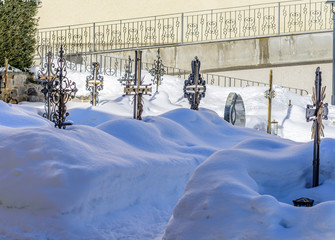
xmin=36 ymin=0 xmax=332 ymax=57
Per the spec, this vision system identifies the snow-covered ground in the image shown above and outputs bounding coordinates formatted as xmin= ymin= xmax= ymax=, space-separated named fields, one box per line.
xmin=0 ymin=68 xmax=334 ymax=239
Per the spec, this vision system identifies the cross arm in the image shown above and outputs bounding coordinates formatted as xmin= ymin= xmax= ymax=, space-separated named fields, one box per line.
xmin=306 ymin=104 xmax=329 ymax=122
xmin=87 ymin=81 xmax=103 ymax=85
xmin=124 ymin=85 xmax=152 ymax=95
xmin=306 ymin=106 xmax=316 ymax=122
xmin=184 ymin=85 xmax=206 ymax=93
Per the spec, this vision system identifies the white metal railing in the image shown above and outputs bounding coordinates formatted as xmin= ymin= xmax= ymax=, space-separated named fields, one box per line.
xmin=36 ymin=0 xmax=332 ymax=57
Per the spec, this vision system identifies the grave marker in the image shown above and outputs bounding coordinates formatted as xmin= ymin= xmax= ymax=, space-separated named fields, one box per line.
xmin=224 ymin=92 xmax=246 ymax=127
xmin=123 ymin=51 xmax=152 ymax=120
xmin=306 ymin=67 xmax=328 ymax=187
xmin=40 ymin=46 xmax=77 ymax=129
xmin=38 ymin=52 xmax=57 ymax=120
xmin=265 ymin=70 xmax=275 ymax=134
xmin=0 ymin=58 xmax=8 ymax=100
xmin=86 ymin=62 xmax=104 ymax=106
xmin=183 ymin=56 xmax=206 ymax=110
xmin=149 ymin=49 xmax=165 ymax=92
xmin=118 ymin=56 xmax=134 ymax=87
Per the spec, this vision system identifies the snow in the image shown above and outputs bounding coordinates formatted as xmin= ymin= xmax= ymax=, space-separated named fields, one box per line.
xmin=163 ymin=137 xmax=335 ymax=240
xmin=0 ymin=67 xmax=334 ymax=239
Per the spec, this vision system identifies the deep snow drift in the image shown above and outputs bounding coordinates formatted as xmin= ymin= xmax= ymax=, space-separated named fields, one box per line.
xmin=0 ymin=68 xmax=334 ymax=239
xmin=0 ymin=101 xmax=271 ymax=240
xmin=163 ymin=137 xmax=335 ymax=240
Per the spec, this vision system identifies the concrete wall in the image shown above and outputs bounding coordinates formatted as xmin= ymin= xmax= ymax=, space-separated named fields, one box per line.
xmin=37 ymin=0 xmax=285 ymax=28
xmin=215 ymin=63 xmax=332 ymax=99
xmin=108 ymin=32 xmax=332 ymax=71
xmin=107 ymin=31 xmax=333 ymax=101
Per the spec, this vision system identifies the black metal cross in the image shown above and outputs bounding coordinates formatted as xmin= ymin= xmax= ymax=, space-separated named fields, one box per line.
xmin=118 ymin=56 xmax=134 ymax=87
xmin=49 ymin=46 xmax=78 ymax=129
xmin=86 ymin=62 xmax=104 ymax=106
xmin=123 ymin=50 xmax=152 ymax=120
xmin=149 ymin=48 xmax=165 ymax=93
xmin=183 ymin=56 xmax=206 ymax=110
xmin=306 ymin=67 xmax=329 ymax=187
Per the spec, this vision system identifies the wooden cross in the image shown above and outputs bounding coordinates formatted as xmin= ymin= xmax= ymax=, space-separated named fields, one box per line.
xmin=38 ymin=52 xmax=58 ymax=120
xmin=0 ymin=58 xmax=8 ymax=98
xmin=306 ymin=67 xmax=328 ymax=187
xmin=183 ymin=56 xmax=206 ymax=110
xmin=264 ymin=70 xmax=276 ymax=134
xmin=123 ymin=50 xmax=152 ymax=120
xmin=4 ymin=58 xmax=8 ymax=92
xmin=86 ymin=62 xmax=104 ymax=106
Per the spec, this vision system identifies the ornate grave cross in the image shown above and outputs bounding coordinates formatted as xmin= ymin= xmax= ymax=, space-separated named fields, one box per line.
xmin=86 ymin=62 xmax=104 ymax=106
xmin=306 ymin=67 xmax=329 ymax=187
xmin=40 ymin=46 xmax=77 ymax=129
xmin=183 ymin=56 xmax=206 ymax=110
xmin=38 ymin=52 xmax=57 ymax=120
xmin=149 ymin=48 xmax=165 ymax=92
xmin=53 ymin=46 xmax=78 ymax=128
xmin=118 ymin=56 xmax=134 ymax=87
xmin=264 ymin=70 xmax=276 ymax=134
xmin=123 ymin=50 xmax=152 ymax=120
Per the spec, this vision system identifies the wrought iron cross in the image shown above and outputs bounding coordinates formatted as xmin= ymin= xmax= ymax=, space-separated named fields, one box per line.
xmin=51 ymin=46 xmax=78 ymax=129
xmin=306 ymin=67 xmax=328 ymax=187
xmin=183 ymin=56 xmax=206 ymax=110
xmin=123 ymin=50 xmax=152 ymax=120
xmin=118 ymin=56 xmax=134 ymax=87
xmin=149 ymin=48 xmax=165 ymax=92
xmin=264 ymin=70 xmax=275 ymax=134
xmin=86 ymin=62 xmax=104 ymax=106
xmin=38 ymin=52 xmax=58 ymax=120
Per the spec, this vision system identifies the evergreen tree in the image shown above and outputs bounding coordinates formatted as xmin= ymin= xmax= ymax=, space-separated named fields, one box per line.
xmin=0 ymin=0 xmax=39 ymax=70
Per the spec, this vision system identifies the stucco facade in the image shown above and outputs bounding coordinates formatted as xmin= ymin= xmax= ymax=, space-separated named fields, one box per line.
xmin=37 ymin=0 xmax=288 ymax=29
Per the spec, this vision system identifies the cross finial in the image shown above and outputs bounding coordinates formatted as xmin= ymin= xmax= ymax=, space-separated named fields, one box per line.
xmin=59 ymin=45 xmax=64 ymax=58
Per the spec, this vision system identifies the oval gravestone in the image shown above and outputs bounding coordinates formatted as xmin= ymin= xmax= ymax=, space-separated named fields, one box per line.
xmin=224 ymin=92 xmax=246 ymax=127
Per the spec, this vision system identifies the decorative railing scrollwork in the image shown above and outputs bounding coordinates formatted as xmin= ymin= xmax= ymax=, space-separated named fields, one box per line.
xmin=36 ymin=0 xmax=333 ymax=58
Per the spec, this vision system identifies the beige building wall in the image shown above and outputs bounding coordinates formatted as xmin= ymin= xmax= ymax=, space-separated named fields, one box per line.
xmin=37 ymin=0 xmax=290 ymax=28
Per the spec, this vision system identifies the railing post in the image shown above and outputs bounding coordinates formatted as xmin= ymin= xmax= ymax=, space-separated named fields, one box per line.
xmin=181 ymin=13 xmax=184 ymax=44
xmin=278 ymin=2 xmax=281 ymax=35
xmin=93 ymin=22 xmax=96 ymax=52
